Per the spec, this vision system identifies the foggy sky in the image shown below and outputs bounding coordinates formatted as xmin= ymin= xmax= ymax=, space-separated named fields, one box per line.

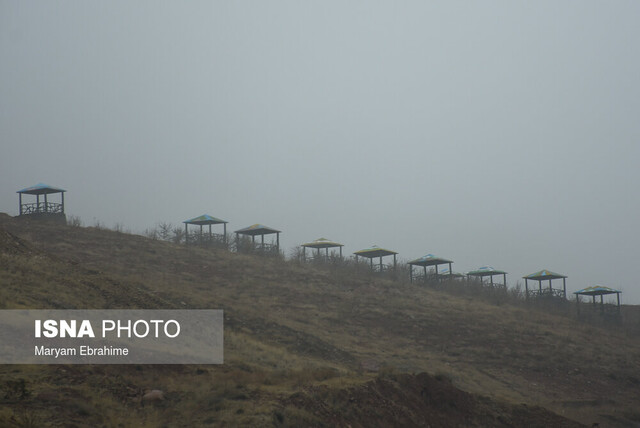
xmin=2 ymin=2 xmax=639 ymax=303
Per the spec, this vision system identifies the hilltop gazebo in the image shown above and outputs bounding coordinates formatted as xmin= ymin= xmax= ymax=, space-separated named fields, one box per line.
xmin=408 ymin=254 xmax=453 ymax=283
xmin=17 ymin=183 xmax=66 ymax=222
xmin=354 ymin=245 xmax=397 ymax=272
xmin=575 ymin=286 xmax=622 ymax=314
xmin=301 ymin=238 xmax=343 ymax=261
xmin=523 ymin=269 xmax=567 ymax=299
xmin=467 ymin=266 xmax=507 ymax=286
xmin=183 ymin=214 xmax=228 ymax=247
xmin=235 ymin=224 xmax=281 ymax=253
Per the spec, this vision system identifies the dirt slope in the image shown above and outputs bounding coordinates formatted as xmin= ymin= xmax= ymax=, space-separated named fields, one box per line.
xmin=1 ymin=215 xmax=639 ymax=427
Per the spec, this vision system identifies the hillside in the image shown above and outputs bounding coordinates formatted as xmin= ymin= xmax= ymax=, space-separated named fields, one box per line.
xmin=1 ymin=214 xmax=639 ymax=427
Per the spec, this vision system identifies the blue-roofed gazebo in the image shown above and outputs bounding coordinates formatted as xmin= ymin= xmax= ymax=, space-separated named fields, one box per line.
xmin=184 ymin=214 xmax=228 ymax=247
xmin=17 ymin=183 xmax=66 ymax=221
xmin=467 ymin=266 xmax=507 ymax=287
xmin=575 ymin=286 xmax=622 ymax=314
xmin=301 ymin=238 xmax=344 ymax=261
xmin=354 ymin=245 xmax=397 ymax=273
xmin=235 ymin=224 xmax=281 ymax=254
xmin=408 ymin=254 xmax=453 ymax=283
xmin=523 ymin=269 xmax=567 ymax=300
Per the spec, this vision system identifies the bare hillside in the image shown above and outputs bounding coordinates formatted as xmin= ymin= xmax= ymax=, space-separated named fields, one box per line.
xmin=1 ymin=215 xmax=639 ymax=427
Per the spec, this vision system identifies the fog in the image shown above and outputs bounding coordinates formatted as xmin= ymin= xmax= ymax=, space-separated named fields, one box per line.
xmin=2 ymin=2 xmax=639 ymax=302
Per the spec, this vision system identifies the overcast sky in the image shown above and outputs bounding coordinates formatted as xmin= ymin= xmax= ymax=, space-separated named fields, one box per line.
xmin=2 ymin=1 xmax=639 ymax=303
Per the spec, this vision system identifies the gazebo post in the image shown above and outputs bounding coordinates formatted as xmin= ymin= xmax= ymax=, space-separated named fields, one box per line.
xmin=563 ymin=278 xmax=566 ymax=298
xmin=410 ymin=265 xmax=413 ymax=282
xmin=36 ymin=194 xmax=40 ymax=211
xmin=209 ymin=224 xmax=212 ymax=240
xmin=539 ymin=280 xmax=542 ymax=294
xmin=339 ymin=247 xmax=342 ymax=258
xmin=379 ymin=256 xmax=382 ymax=271
xmin=549 ymin=279 xmax=552 ymax=292
xmin=576 ymin=294 xmax=580 ymax=314
xmin=224 ymin=223 xmax=227 ymax=244
xmin=525 ymin=278 xmax=529 ymax=300
xmin=261 ymin=234 xmax=264 ymax=249
xmin=503 ymin=273 xmax=507 ymax=287
xmin=393 ymin=254 xmax=396 ymax=271
xmin=600 ymin=295 xmax=604 ymax=313
xmin=276 ymin=232 xmax=280 ymax=251
xmin=185 ymin=224 xmax=189 ymax=244
xmin=370 ymin=257 xmax=373 ymax=270
xmin=617 ymin=292 xmax=620 ymax=309
xmin=44 ymin=194 xmax=48 ymax=212
xmin=435 ymin=264 xmax=439 ymax=281
xmin=490 ymin=275 xmax=494 ymax=286
xmin=19 ymin=193 xmax=22 ymax=215
xmin=61 ymin=192 xmax=64 ymax=213
xmin=423 ymin=265 xmax=427 ymax=280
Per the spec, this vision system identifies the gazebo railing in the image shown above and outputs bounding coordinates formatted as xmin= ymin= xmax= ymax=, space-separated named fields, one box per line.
xmin=372 ymin=263 xmax=394 ymax=273
xmin=20 ymin=202 xmax=63 ymax=214
xmin=528 ymin=288 xmax=565 ymax=298
xmin=187 ymin=232 xmax=228 ymax=248
xmin=410 ymin=272 xmax=440 ymax=283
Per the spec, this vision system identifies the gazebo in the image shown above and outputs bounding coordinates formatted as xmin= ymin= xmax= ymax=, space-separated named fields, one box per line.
xmin=17 ymin=183 xmax=66 ymax=222
xmin=408 ymin=254 xmax=453 ymax=283
xmin=467 ymin=266 xmax=507 ymax=286
xmin=354 ymin=245 xmax=397 ymax=272
xmin=183 ymin=214 xmax=228 ymax=247
xmin=575 ymin=286 xmax=622 ymax=314
xmin=235 ymin=224 xmax=281 ymax=253
xmin=301 ymin=238 xmax=343 ymax=261
xmin=523 ymin=269 xmax=567 ymax=299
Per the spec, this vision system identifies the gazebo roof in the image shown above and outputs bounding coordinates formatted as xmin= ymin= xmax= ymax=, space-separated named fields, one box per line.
xmin=574 ymin=286 xmax=621 ymax=296
xmin=523 ymin=269 xmax=567 ymax=281
xmin=408 ymin=253 xmax=452 ymax=267
xmin=354 ymin=245 xmax=397 ymax=258
xmin=467 ymin=266 xmax=507 ymax=277
xmin=301 ymin=237 xmax=344 ymax=249
xmin=17 ymin=183 xmax=66 ymax=195
xmin=234 ymin=224 xmax=281 ymax=236
xmin=183 ymin=214 xmax=228 ymax=225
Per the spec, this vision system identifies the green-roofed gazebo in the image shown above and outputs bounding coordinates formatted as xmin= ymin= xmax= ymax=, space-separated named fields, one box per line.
xmin=301 ymin=238 xmax=343 ymax=261
xmin=523 ymin=269 xmax=567 ymax=300
xmin=354 ymin=245 xmax=397 ymax=272
xmin=575 ymin=286 xmax=622 ymax=314
xmin=17 ymin=183 xmax=66 ymax=222
xmin=467 ymin=266 xmax=507 ymax=287
xmin=235 ymin=224 xmax=281 ymax=254
xmin=183 ymin=214 xmax=228 ymax=247
xmin=408 ymin=254 xmax=453 ymax=283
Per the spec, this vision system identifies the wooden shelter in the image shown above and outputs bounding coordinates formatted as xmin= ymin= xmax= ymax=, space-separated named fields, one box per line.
xmin=183 ymin=214 xmax=228 ymax=247
xmin=354 ymin=245 xmax=397 ymax=272
xmin=466 ymin=266 xmax=507 ymax=286
xmin=301 ymin=238 xmax=343 ymax=261
xmin=235 ymin=224 xmax=281 ymax=253
xmin=575 ymin=286 xmax=621 ymax=314
xmin=17 ymin=183 xmax=66 ymax=222
xmin=523 ymin=269 xmax=567 ymax=299
xmin=408 ymin=254 xmax=453 ymax=283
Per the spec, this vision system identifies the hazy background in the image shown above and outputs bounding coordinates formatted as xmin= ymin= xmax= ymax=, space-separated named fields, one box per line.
xmin=2 ymin=2 xmax=639 ymax=302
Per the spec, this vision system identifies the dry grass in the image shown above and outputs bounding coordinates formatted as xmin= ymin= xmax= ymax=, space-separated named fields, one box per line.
xmin=1 ymin=215 xmax=639 ymax=426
